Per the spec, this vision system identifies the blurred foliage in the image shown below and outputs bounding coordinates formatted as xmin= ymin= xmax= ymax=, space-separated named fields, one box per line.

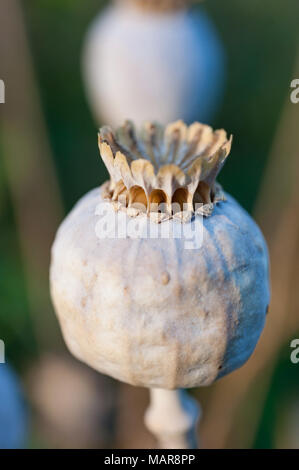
xmin=23 ymin=0 xmax=108 ymax=210
xmin=0 ymin=147 xmax=37 ymax=370
xmin=0 ymin=0 xmax=298 ymax=448
xmin=208 ymin=0 xmax=299 ymax=212
xmin=254 ymin=333 xmax=299 ymax=449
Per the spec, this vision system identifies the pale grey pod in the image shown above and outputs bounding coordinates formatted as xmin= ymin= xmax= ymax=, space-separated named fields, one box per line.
xmin=82 ymin=3 xmax=225 ymax=127
xmin=50 ymin=185 xmax=270 ymax=390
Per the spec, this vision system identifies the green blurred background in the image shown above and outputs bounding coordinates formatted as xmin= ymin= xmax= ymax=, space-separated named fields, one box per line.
xmin=0 ymin=0 xmax=299 ymax=449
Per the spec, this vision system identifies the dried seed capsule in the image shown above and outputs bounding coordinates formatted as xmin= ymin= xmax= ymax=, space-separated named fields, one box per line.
xmin=50 ymin=120 xmax=270 ymax=390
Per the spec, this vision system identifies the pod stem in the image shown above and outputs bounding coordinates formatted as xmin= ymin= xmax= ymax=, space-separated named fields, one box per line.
xmin=145 ymin=388 xmax=201 ymax=449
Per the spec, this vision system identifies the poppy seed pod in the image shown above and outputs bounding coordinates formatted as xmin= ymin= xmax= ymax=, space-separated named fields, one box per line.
xmin=82 ymin=1 xmax=225 ymax=126
xmin=50 ymin=120 xmax=270 ymax=390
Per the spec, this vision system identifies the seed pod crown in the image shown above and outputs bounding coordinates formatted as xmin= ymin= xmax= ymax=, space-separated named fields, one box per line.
xmin=98 ymin=120 xmax=232 ymax=222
